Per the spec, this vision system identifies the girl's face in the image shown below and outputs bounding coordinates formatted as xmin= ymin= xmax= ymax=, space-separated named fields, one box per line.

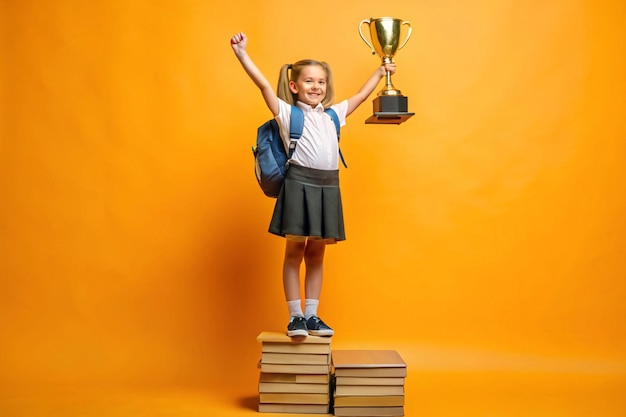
xmin=289 ymin=65 xmax=327 ymax=107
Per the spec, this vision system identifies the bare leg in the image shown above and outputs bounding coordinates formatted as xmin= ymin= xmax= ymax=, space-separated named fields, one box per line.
xmin=283 ymin=239 xmax=306 ymax=301
xmin=302 ymin=239 xmax=333 ymax=336
xmin=304 ymin=239 xmax=326 ymax=300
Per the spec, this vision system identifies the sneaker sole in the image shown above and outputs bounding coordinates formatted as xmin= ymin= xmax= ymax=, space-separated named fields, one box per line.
xmin=287 ymin=329 xmax=308 ymax=337
xmin=308 ymin=329 xmax=334 ymax=337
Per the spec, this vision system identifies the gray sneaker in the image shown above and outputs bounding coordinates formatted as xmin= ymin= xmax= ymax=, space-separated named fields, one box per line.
xmin=287 ymin=316 xmax=308 ymax=337
xmin=305 ymin=316 xmax=334 ymax=337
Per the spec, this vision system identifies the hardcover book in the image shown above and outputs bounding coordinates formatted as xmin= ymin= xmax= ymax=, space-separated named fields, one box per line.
xmin=333 ymin=395 xmax=405 ymax=407
xmin=332 ymin=350 xmax=407 ymax=378
xmin=259 ymin=381 xmax=331 ymax=394
xmin=261 ymin=351 xmax=331 ymax=365
xmin=335 ymin=384 xmax=404 ymax=396
xmin=335 ymin=376 xmax=405 ymax=386
xmin=258 ymin=403 xmax=329 ymax=414
xmin=333 ymin=406 xmax=404 ymax=416
xmin=259 ymin=372 xmax=330 ymax=384
xmin=259 ymin=392 xmax=329 ymax=405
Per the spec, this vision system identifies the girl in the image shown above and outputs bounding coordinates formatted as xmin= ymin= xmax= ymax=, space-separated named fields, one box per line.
xmin=230 ymin=32 xmax=395 ymax=337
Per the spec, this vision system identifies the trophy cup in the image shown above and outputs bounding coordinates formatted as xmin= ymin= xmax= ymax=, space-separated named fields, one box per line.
xmin=359 ymin=17 xmax=414 ymax=124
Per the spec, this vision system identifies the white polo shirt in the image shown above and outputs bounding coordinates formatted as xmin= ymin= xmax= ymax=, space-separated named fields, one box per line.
xmin=276 ymin=98 xmax=348 ymax=171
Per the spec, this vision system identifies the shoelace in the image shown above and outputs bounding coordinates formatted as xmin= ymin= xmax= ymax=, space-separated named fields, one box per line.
xmin=308 ymin=316 xmax=323 ymax=326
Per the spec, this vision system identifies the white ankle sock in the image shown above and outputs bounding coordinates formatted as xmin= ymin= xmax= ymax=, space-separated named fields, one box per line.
xmin=304 ymin=299 xmax=319 ymax=320
xmin=287 ymin=299 xmax=303 ymax=318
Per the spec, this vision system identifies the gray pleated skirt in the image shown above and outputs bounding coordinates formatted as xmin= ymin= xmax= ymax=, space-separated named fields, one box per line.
xmin=269 ymin=164 xmax=346 ymax=242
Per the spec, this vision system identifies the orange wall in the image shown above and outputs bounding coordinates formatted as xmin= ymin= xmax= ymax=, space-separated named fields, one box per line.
xmin=1 ymin=0 xmax=625 ymax=391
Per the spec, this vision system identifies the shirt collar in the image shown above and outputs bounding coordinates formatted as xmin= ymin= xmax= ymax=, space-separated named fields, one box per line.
xmin=296 ymin=100 xmax=325 ymax=113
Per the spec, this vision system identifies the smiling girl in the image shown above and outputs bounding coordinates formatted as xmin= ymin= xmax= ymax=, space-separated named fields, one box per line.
xmin=230 ymin=32 xmax=395 ymax=337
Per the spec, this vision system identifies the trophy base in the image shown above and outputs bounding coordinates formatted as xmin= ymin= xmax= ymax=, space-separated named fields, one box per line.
xmin=378 ymin=88 xmax=403 ymax=96
xmin=365 ymin=96 xmax=414 ymax=125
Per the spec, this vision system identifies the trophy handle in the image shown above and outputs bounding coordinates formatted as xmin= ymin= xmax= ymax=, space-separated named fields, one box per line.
xmin=398 ymin=20 xmax=413 ymax=50
xmin=358 ymin=19 xmax=376 ymax=55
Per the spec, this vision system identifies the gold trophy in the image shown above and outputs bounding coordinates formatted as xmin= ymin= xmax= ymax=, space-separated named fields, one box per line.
xmin=359 ymin=17 xmax=414 ymax=124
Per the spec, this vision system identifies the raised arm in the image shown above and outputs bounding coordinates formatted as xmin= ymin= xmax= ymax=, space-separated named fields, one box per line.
xmin=346 ymin=63 xmax=396 ymax=116
xmin=230 ymin=32 xmax=279 ymax=116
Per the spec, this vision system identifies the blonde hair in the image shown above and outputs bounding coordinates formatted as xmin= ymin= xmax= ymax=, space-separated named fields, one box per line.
xmin=276 ymin=59 xmax=335 ymax=107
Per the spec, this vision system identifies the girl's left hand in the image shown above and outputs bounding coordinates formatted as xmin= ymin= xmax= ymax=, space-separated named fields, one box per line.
xmin=382 ymin=63 xmax=397 ymax=75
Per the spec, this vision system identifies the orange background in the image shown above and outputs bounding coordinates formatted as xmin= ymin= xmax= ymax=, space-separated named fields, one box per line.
xmin=1 ymin=0 xmax=625 ymax=415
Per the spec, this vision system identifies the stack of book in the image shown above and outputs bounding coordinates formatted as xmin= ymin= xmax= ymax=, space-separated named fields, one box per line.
xmin=331 ymin=350 xmax=407 ymax=417
xmin=256 ymin=331 xmax=332 ymax=414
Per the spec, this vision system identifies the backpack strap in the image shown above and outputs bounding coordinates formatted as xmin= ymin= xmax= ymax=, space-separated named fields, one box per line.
xmin=287 ymin=106 xmax=347 ymax=169
xmin=325 ymin=108 xmax=341 ymax=139
xmin=325 ymin=108 xmax=348 ymax=168
xmin=287 ymin=106 xmax=305 ymax=159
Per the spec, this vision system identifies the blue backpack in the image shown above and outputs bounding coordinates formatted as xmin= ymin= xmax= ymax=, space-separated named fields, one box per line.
xmin=253 ymin=106 xmax=346 ymax=198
